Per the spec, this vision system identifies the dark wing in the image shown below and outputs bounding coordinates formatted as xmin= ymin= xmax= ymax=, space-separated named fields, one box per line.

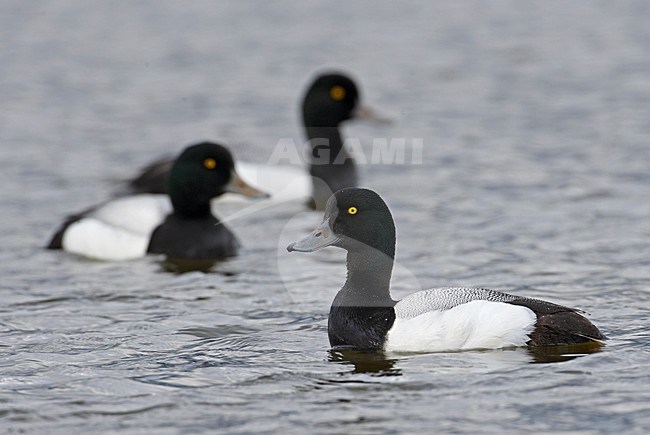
xmin=507 ymin=297 xmax=577 ymax=315
xmin=129 ymin=157 xmax=173 ymax=194
xmin=46 ymin=205 xmax=98 ymax=249
xmin=507 ymin=297 xmax=606 ymax=345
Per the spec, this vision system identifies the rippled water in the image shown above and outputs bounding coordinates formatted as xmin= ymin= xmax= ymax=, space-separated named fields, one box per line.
xmin=2 ymin=1 xmax=650 ymax=433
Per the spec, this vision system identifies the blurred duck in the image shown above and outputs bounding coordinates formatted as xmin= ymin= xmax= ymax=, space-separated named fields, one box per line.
xmin=128 ymin=72 xmax=388 ymax=210
xmin=288 ymin=188 xmax=605 ymax=353
xmin=48 ymin=142 xmax=267 ymax=261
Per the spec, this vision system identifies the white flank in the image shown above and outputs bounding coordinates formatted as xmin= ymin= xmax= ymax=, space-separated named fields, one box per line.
xmin=230 ymin=161 xmax=311 ymax=203
xmin=89 ymin=195 xmax=171 ymax=235
xmin=62 ymin=218 xmax=150 ymax=260
xmin=384 ymin=300 xmax=537 ymax=353
xmin=61 ymin=194 xmax=171 ymax=261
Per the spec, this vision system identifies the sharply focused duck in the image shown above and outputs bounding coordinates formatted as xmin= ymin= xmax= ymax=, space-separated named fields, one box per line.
xmin=48 ymin=142 xmax=268 ymax=261
xmin=287 ymin=188 xmax=605 ymax=352
xmin=128 ymin=72 xmax=388 ymax=209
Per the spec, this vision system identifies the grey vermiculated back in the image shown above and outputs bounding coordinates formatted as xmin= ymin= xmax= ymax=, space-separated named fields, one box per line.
xmin=393 ymin=287 xmax=561 ymax=319
xmin=6 ymin=1 xmax=646 ymax=433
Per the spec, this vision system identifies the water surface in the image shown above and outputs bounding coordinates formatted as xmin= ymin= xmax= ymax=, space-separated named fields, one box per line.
xmin=1 ymin=1 xmax=649 ymax=433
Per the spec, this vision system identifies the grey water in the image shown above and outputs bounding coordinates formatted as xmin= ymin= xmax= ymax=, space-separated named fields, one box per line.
xmin=1 ymin=1 xmax=650 ymax=433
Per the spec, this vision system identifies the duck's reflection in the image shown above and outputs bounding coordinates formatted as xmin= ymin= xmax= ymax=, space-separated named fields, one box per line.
xmin=328 ymin=342 xmax=603 ymax=375
xmin=526 ymin=342 xmax=604 ymax=363
xmin=328 ymin=348 xmax=401 ymax=376
xmin=158 ymin=257 xmax=227 ymax=274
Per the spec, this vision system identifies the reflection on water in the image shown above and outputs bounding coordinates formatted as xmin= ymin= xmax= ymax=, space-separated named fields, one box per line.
xmin=2 ymin=0 xmax=649 ymax=432
xmin=159 ymin=257 xmax=222 ymax=273
xmin=328 ymin=349 xmax=401 ymax=376
xmin=329 ymin=343 xmax=604 ymax=376
xmin=527 ymin=342 xmax=604 ymax=364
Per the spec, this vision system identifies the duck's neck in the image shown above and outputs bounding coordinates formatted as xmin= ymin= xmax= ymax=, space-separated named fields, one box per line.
xmin=304 ymin=123 xmax=357 ymax=209
xmin=170 ymin=187 xmax=213 ymax=218
xmin=334 ymin=242 xmax=396 ymax=308
xmin=304 ymin=126 xmax=347 ymax=164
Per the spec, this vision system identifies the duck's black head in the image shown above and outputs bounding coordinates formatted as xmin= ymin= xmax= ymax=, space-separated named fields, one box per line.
xmin=169 ymin=141 xmax=268 ymax=216
xmin=288 ymin=188 xmax=396 ymax=259
xmin=302 ymin=73 xmax=361 ymax=127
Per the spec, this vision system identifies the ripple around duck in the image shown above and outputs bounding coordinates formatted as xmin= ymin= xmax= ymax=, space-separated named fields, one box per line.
xmin=3 ymin=1 xmax=650 ymax=433
xmin=176 ymin=324 xmax=261 ymax=340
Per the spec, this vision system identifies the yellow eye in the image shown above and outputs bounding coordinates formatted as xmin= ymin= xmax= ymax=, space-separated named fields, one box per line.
xmin=203 ymin=158 xmax=217 ymax=169
xmin=330 ymin=85 xmax=346 ymax=101
xmin=347 ymin=206 xmax=358 ymax=215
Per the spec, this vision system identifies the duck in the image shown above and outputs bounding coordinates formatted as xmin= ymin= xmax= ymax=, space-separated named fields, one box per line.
xmin=47 ymin=142 xmax=268 ymax=261
xmin=127 ymin=72 xmax=389 ymax=209
xmin=287 ymin=188 xmax=605 ymax=353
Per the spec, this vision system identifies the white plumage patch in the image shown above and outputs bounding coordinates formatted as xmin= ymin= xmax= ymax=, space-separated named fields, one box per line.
xmin=61 ymin=194 xmax=171 ymax=261
xmin=234 ymin=161 xmax=310 ymax=203
xmin=384 ymin=299 xmax=537 ymax=353
xmin=89 ymin=195 xmax=172 ymax=235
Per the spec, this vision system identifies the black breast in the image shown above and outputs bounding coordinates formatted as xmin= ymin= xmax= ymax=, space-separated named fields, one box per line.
xmin=328 ymin=306 xmax=396 ymax=350
xmin=147 ymin=214 xmax=239 ymax=260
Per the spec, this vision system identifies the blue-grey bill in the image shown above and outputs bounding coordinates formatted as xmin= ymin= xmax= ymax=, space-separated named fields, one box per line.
xmin=287 ymin=218 xmax=340 ymax=252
